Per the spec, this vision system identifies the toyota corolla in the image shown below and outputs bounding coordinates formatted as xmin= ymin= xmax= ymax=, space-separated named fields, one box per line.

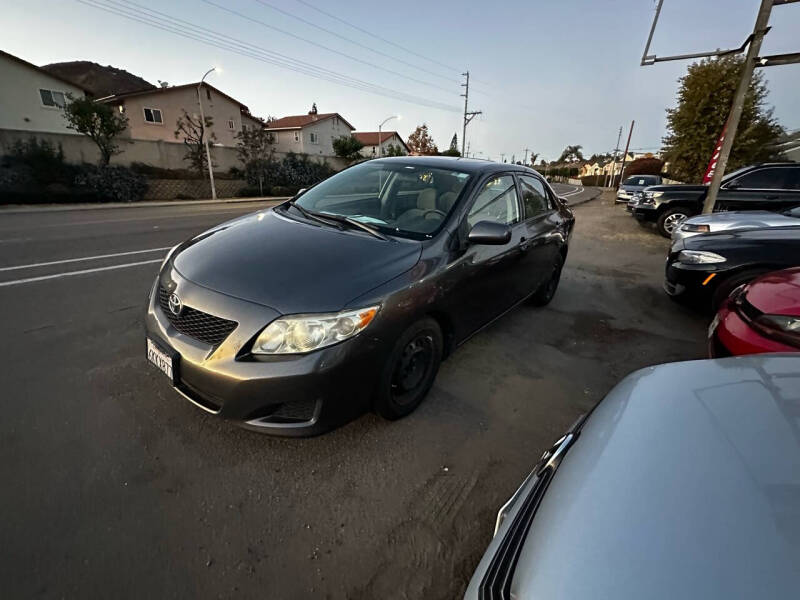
xmin=145 ymin=157 xmax=574 ymax=435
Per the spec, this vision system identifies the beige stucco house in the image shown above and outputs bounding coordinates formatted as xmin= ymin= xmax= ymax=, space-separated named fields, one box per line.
xmin=353 ymin=131 xmax=408 ymax=157
xmin=0 ymin=49 xmax=89 ymax=134
xmin=101 ymin=82 xmax=258 ymax=147
xmin=266 ymin=107 xmax=355 ymax=157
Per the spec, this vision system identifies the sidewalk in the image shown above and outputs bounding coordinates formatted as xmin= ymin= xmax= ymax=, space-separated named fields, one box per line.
xmin=0 ymin=196 xmax=290 ymax=215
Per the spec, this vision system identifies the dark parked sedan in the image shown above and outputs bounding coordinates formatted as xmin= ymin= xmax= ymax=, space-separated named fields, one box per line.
xmin=664 ymin=225 xmax=800 ymax=312
xmin=465 ymin=354 xmax=800 ymax=599
xmin=145 ymin=157 xmax=574 ymax=435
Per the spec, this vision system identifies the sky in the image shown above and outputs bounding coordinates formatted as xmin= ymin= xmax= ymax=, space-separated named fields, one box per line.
xmin=4 ymin=0 xmax=800 ymax=162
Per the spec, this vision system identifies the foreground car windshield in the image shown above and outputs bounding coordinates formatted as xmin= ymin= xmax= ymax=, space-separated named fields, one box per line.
xmin=289 ymin=162 xmax=471 ymax=239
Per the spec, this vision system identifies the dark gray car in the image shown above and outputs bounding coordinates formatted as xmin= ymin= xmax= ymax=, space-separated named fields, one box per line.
xmin=465 ymin=354 xmax=800 ymax=599
xmin=615 ymin=174 xmax=662 ymax=203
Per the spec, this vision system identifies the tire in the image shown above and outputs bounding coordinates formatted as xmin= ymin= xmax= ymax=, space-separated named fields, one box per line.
xmin=529 ymin=254 xmax=564 ymax=306
xmin=656 ymin=206 xmax=694 ymax=238
xmin=710 ymin=269 xmax=771 ymax=312
xmin=373 ymin=318 xmax=443 ymax=420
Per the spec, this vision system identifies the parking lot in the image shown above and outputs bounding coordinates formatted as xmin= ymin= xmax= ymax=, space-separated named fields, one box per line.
xmin=0 ymin=189 xmax=708 ymax=599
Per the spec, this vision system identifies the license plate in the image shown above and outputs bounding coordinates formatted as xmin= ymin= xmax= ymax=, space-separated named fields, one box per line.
xmin=708 ymin=314 xmax=721 ymax=339
xmin=147 ymin=338 xmax=178 ymax=384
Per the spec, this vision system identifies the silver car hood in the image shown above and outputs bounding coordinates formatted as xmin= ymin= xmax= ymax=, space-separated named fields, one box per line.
xmin=685 ymin=210 xmax=798 ymax=230
xmin=467 ymin=355 xmax=800 ymax=599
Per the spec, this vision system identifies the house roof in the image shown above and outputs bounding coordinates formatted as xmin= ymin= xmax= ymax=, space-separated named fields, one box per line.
xmin=0 ymin=49 xmax=92 ymax=94
xmin=99 ymin=82 xmax=252 ymax=115
xmin=265 ymin=112 xmax=355 ymax=131
xmin=352 ymin=131 xmax=409 ymax=151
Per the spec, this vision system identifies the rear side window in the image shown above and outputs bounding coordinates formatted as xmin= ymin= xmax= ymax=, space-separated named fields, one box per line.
xmin=518 ymin=175 xmax=551 ymax=218
xmin=732 ymin=168 xmax=792 ymax=190
xmin=468 ymin=175 xmax=520 ymax=227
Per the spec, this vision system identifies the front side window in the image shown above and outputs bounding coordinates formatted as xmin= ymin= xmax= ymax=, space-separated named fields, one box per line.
xmin=731 ymin=168 xmax=791 ymax=190
xmin=143 ymin=107 xmax=163 ymax=124
xmin=39 ymin=89 xmax=66 ymax=108
xmin=518 ymin=175 xmax=551 ymax=219
xmin=467 ymin=175 xmax=520 ymax=228
xmin=289 ymin=162 xmax=471 ymax=239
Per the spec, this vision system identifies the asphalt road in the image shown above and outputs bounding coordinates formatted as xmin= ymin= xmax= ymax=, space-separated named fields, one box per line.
xmin=0 ymin=188 xmax=706 ymax=599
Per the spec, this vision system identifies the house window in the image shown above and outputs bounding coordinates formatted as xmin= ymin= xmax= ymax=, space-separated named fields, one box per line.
xmin=143 ymin=107 xmax=163 ymax=124
xmin=206 ymin=87 xmax=211 ymax=101
xmin=227 ymin=119 xmax=235 ymax=130
xmin=294 ymin=131 xmax=300 ymax=142
xmin=39 ymin=89 xmax=67 ymax=108
xmin=310 ymin=132 xmax=319 ymax=144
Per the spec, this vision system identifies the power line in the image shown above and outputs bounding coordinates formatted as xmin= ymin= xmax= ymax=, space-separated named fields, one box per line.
xmin=201 ymin=0 xmax=457 ymax=95
xmin=249 ymin=0 xmax=460 ymax=86
xmin=75 ymin=0 xmax=460 ymax=113
xmin=293 ymin=0 xmax=460 ymax=75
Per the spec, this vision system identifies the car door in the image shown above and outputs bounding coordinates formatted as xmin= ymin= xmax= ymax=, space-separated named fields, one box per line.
xmin=516 ymin=174 xmax=562 ymax=295
xmin=717 ymin=166 xmax=800 ymax=212
xmin=443 ymin=173 xmax=526 ymax=339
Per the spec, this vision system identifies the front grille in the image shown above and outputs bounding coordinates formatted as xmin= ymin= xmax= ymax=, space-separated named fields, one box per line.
xmin=479 ymin=468 xmax=554 ymax=600
xmin=158 ymin=285 xmax=237 ymax=346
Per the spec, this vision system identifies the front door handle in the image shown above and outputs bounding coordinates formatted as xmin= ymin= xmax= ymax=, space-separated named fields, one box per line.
xmin=519 ymin=236 xmax=532 ymax=251
xmin=764 ymin=195 xmax=779 ymax=200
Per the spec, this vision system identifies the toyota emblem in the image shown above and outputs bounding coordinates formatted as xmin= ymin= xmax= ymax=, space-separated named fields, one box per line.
xmin=167 ymin=293 xmax=183 ymax=316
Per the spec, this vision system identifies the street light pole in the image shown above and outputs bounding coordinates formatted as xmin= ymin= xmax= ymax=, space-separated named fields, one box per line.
xmin=197 ymin=67 xmax=216 ymax=200
xmin=377 ymin=115 xmax=398 ymax=158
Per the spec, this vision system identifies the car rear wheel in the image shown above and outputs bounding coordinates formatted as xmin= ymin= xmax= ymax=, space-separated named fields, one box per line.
xmin=529 ymin=255 xmax=564 ymax=306
xmin=374 ymin=318 xmax=443 ymax=420
xmin=657 ymin=207 xmax=693 ymax=238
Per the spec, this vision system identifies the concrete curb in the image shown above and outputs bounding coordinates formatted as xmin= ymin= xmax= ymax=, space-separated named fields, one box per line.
xmin=566 ymin=187 xmax=602 ymax=207
xmin=0 ymin=196 xmax=290 ymax=215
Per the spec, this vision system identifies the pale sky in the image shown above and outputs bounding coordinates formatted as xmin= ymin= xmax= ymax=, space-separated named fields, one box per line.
xmin=5 ymin=0 xmax=800 ymax=162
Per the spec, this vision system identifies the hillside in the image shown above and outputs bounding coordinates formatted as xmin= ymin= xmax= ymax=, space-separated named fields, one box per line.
xmin=42 ymin=61 xmax=155 ymax=97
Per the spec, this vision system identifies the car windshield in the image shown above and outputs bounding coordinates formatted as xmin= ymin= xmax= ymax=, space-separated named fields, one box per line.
xmin=288 ymin=161 xmax=472 ymax=240
xmin=624 ymin=176 xmax=658 ymax=186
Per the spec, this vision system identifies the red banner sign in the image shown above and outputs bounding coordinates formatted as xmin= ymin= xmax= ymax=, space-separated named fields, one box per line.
xmin=702 ymin=120 xmax=728 ymax=185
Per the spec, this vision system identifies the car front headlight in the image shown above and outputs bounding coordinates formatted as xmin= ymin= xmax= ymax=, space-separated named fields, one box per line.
xmin=641 ymin=191 xmax=664 ymax=204
xmin=677 ymin=250 xmax=727 ymax=264
xmin=753 ymin=314 xmax=800 ymax=348
xmin=252 ymin=306 xmax=380 ymax=354
xmin=681 ymin=223 xmax=710 ymax=233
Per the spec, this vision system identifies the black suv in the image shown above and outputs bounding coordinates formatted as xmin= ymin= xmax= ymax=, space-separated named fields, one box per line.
xmin=632 ymin=162 xmax=800 ymax=237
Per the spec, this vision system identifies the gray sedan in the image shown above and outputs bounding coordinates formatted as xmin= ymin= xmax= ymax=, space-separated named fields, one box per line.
xmin=671 ymin=206 xmax=800 ymax=242
xmin=465 ymin=354 xmax=800 ymax=600
xmin=616 ymin=174 xmax=662 ymax=203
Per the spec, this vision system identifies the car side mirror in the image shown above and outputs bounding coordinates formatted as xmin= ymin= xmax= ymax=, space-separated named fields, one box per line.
xmin=467 ymin=221 xmax=512 ymax=245
xmin=557 ymin=196 xmax=568 ymax=205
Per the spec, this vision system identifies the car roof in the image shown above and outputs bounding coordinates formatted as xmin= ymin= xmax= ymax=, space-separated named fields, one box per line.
xmin=370 ymin=155 xmax=540 ymax=176
xmin=511 ymin=354 xmax=800 ymax=599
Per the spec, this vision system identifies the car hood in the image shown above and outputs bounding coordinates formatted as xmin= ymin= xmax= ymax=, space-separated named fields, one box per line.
xmin=745 ymin=267 xmax=800 ymax=315
xmin=645 ymin=183 xmax=705 ymax=193
xmin=507 ymin=355 xmax=800 ymax=599
xmin=172 ymin=208 xmax=422 ymax=314
xmin=685 ymin=210 xmax=798 ymax=230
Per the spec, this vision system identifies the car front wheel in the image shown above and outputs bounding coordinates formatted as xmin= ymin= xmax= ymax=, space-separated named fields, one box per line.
xmin=373 ymin=318 xmax=443 ymax=420
xmin=657 ymin=207 xmax=693 ymax=238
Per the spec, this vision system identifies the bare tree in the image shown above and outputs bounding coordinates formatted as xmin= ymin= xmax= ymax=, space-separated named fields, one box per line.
xmin=175 ymin=110 xmax=216 ymax=175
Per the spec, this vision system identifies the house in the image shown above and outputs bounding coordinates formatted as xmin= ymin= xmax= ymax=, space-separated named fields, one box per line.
xmin=353 ymin=131 xmax=409 ymax=157
xmin=579 ymin=162 xmax=603 ymax=177
xmin=0 ymin=49 xmax=89 ymax=135
xmin=265 ymin=105 xmax=355 ymax=156
xmin=100 ymin=82 xmax=259 ymax=147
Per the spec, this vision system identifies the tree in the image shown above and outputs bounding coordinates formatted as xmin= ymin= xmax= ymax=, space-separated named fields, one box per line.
xmin=333 ymin=135 xmax=364 ymax=160
xmin=662 ymin=55 xmax=784 ymax=183
xmin=557 ymin=145 xmax=584 ymax=163
xmin=407 ymin=124 xmax=438 ymax=155
xmin=62 ymin=95 xmax=128 ymax=166
xmin=449 ymin=133 xmax=458 ymax=152
xmin=175 ymin=110 xmax=216 ymax=175
xmin=625 ymin=157 xmax=665 ymax=176
xmin=235 ymin=126 xmax=275 ymax=165
xmin=528 ymin=152 xmax=539 ymax=165
xmin=383 ymin=143 xmax=405 ymax=157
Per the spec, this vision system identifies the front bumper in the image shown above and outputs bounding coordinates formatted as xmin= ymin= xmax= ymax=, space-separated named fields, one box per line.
xmin=663 ymin=257 xmax=728 ymax=309
xmin=615 ymin=190 xmax=631 ymax=203
xmin=633 ymin=204 xmax=658 ymax=222
xmin=144 ymin=266 xmax=386 ymax=436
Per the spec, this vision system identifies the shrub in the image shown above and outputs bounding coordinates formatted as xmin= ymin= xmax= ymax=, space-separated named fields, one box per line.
xmin=624 ymin=157 xmax=664 ymax=176
xmin=245 ymin=153 xmax=335 ymax=191
xmin=4 ymin=137 xmax=74 ymax=185
xmin=74 ymin=165 xmax=148 ymax=202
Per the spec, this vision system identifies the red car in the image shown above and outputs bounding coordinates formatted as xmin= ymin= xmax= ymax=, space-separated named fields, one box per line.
xmin=709 ymin=267 xmax=800 ymax=357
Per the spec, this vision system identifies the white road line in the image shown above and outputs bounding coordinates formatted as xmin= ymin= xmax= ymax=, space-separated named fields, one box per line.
xmin=0 ymin=247 xmax=171 ymax=272
xmin=0 ymin=259 xmax=163 ymax=288
xmin=559 ymin=185 xmax=583 ymax=197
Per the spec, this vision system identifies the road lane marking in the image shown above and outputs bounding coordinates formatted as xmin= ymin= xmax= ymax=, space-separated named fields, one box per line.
xmin=559 ymin=185 xmax=583 ymax=197
xmin=0 ymin=258 xmax=163 ymax=288
xmin=0 ymin=247 xmax=171 ymax=272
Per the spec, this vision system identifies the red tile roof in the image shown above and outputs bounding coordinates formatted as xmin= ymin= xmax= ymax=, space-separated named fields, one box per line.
xmin=353 ymin=131 xmax=409 ymax=152
xmin=266 ymin=112 xmax=354 ymax=131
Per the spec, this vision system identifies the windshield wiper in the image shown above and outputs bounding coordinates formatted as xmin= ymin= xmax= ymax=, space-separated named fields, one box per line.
xmin=318 ymin=212 xmax=389 ymax=240
xmin=287 ymin=200 xmax=344 ymax=230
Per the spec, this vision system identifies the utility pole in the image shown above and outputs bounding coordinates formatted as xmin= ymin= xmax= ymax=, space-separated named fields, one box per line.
xmin=523 ymin=148 xmax=530 ymax=165
xmin=460 ymin=71 xmax=482 ymax=157
xmin=606 ymin=126 xmax=623 ymax=188
xmin=703 ymin=0 xmax=773 ymax=214
xmin=500 ymin=153 xmax=505 ymax=163
xmin=466 ymin=140 xmax=471 ymax=158
xmin=615 ymin=120 xmax=635 ymax=190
